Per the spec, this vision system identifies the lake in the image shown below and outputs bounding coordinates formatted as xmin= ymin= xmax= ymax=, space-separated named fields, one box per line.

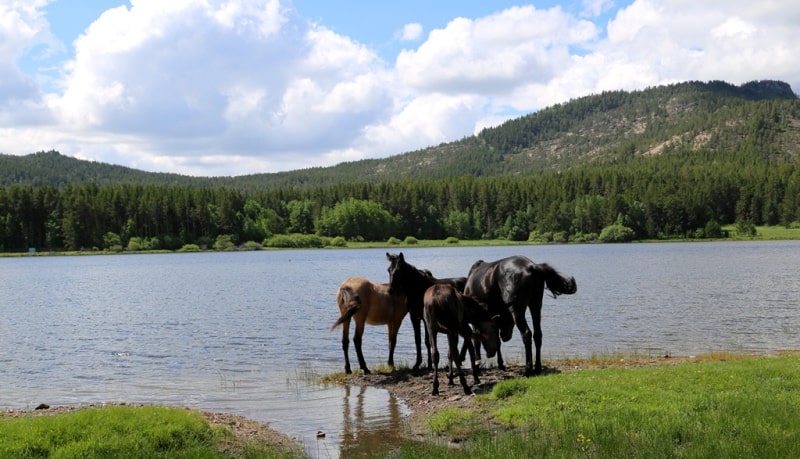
xmin=1 ymin=241 xmax=799 ymax=457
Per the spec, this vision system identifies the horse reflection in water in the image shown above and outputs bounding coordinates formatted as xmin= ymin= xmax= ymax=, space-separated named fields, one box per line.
xmin=333 ymin=385 xmax=406 ymax=458
xmin=330 ymin=277 xmax=407 ymax=374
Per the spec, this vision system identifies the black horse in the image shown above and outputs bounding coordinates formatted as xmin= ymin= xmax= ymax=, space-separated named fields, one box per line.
xmin=465 ymin=255 xmax=577 ymax=376
xmin=423 ymin=283 xmax=499 ymax=395
xmin=386 ymin=252 xmax=459 ymax=370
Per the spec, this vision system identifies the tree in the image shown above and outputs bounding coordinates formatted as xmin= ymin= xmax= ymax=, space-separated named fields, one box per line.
xmin=316 ymin=198 xmax=398 ymax=241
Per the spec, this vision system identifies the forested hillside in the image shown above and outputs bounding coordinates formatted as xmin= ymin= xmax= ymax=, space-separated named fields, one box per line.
xmin=1 ymin=79 xmax=799 ymax=251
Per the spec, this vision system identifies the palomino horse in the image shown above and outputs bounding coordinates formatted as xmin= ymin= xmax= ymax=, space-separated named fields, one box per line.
xmin=465 ymin=256 xmax=577 ymax=376
xmin=423 ymin=283 xmax=499 ymax=396
xmin=330 ymin=277 xmax=407 ymax=374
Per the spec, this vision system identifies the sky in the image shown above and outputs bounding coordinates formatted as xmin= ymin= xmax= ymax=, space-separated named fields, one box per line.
xmin=2 ymin=1 xmax=799 ymax=177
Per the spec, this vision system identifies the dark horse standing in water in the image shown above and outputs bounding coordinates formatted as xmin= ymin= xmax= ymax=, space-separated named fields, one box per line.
xmin=386 ymin=252 xmax=434 ymax=370
xmin=465 ymin=256 xmax=577 ymax=376
xmin=386 ymin=252 xmax=464 ymax=371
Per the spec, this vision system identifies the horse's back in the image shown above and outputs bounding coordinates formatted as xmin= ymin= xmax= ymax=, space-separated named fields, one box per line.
xmin=424 ymin=283 xmax=463 ymax=331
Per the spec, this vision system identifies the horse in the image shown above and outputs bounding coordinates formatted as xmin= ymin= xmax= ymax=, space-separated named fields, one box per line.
xmin=330 ymin=277 xmax=407 ymax=374
xmin=386 ymin=252 xmax=463 ymax=371
xmin=421 ymin=269 xmax=466 ymax=292
xmin=465 ymin=256 xmax=577 ymax=376
xmin=423 ymin=283 xmax=499 ymax=395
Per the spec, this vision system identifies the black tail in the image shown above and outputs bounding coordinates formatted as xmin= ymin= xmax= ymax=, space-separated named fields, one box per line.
xmin=330 ymin=286 xmax=361 ymax=331
xmin=535 ymin=263 xmax=577 ymax=298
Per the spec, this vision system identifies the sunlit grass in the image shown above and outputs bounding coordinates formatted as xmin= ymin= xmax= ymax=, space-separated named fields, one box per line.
xmin=0 ymin=405 xmax=299 ymax=458
xmin=722 ymin=224 xmax=800 ymax=240
xmin=398 ymin=353 xmax=800 ymax=458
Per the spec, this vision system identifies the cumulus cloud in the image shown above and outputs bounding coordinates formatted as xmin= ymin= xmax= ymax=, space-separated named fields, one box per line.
xmin=0 ymin=0 xmax=56 ymax=125
xmin=1 ymin=0 xmax=799 ymax=176
xmin=398 ymin=22 xmax=423 ymax=41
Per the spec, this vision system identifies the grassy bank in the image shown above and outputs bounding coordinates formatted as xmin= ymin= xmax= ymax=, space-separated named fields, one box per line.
xmin=399 ymin=353 xmax=800 ymax=458
xmin=0 ymin=405 xmax=302 ymax=458
xmin=4 ymin=224 xmax=799 ymax=257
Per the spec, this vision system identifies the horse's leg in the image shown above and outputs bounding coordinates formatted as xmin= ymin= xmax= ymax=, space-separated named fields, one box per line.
xmin=530 ymin=283 xmax=545 ymax=375
xmin=459 ymin=328 xmax=480 ymax=386
xmin=513 ymin=304 xmax=534 ymax=376
xmin=459 ymin=331 xmax=482 ymax=369
xmin=424 ymin=322 xmax=433 ymax=370
xmin=495 ymin=334 xmax=506 ymax=370
xmin=429 ymin=329 xmax=440 ymax=395
xmin=410 ymin=312 xmax=423 ymax=371
xmin=449 ymin=331 xmax=471 ymax=394
xmin=353 ymin=320 xmax=370 ymax=374
xmin=446 ymin=346 xmax=455 ymax=386
xmin=341 ymin=319 xmax=352 ymax=374
xmin=387 ymin=322 xmax=398 ymax=369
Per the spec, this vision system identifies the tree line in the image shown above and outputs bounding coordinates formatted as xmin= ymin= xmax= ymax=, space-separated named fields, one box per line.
xmin=2 ymin=147 xmax=798 ymax=252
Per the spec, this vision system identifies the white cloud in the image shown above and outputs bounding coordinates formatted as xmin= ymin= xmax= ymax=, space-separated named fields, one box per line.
xmin=0 ymin=0 xmax=56 ymax=125
xmin=396 ymin=7 xmax=598 ymax=94
xmin=1 ymin=1 xmax=800 ymax=176
xmin=398 ymin=22 xmax=423 ymax=41
xmin=581 ymin=0 xmax=615 ymax=18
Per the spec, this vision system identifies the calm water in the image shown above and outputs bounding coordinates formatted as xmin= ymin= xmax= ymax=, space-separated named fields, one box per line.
xmin=1 ymin=241 xmax=799 ymax=457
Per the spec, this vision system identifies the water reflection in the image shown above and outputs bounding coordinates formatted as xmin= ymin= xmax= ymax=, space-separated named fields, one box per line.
xmin=301 ymin=383 xmax=409 ymax=459
xmin=339 ymin=384 xmax=407 ymax=458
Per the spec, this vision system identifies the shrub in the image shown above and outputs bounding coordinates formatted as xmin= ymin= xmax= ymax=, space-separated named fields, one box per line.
xmin=387 ymin=237 xmax=402 ymax=245
xmin=599 ymin=224 xmax=635 ymax=242
xmin=404 ymin=236 xmax=419 ymax=245
xmin=735 ymin=219 xmax=757 ymax=237
xmin=328 ymin=236 xmax=347 ymax=247
xmin=178 ymin=244 xmax=201 ymax=252
xmin=263 ymin=233 xmax=326 ymax=248
xmin=213 ymin=234 xmax=236 ymax=251
xmin=240 ymin=241 xmax=263 ymax=250
xmin=445 ymin=236 xmax=460 ymax=244
xmin=704 ymin=220 xmax=723 ymax=238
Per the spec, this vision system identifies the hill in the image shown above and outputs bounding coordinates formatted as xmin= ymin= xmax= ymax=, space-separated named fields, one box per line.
xmin=1 ymin=79 xmax=798 ymax=191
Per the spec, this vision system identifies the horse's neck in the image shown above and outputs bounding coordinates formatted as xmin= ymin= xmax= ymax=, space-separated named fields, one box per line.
xmin=408 ymin=269 xmax=433 ymax=296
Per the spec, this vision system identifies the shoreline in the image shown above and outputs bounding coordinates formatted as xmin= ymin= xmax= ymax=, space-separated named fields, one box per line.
xmin=4 ymin=352 xmax=796 ymax=455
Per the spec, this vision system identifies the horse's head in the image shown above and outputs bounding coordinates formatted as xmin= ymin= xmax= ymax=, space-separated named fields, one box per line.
xmin=474 ymin=314 xmax=501 ymax=358
xmin=387 ymin=252 xmax=435 ymax=298
xmin=386 ymin=252 xmax=408 ymax=295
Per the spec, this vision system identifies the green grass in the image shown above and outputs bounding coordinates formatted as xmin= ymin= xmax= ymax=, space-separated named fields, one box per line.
xmin=728 ymin=224 xmax=800 ymax=240
xmin=398 ymin=354 xmax=800 ymax=458
xmin=0 ymin=405 xmax=297 ymax=458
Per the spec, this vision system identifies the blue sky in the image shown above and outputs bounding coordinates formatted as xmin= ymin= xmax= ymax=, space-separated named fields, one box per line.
xmin=3 ymin=1 xmax=798 ymax=177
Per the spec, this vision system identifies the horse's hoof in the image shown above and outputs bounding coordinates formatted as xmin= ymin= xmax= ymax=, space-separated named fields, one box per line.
xmin=463 ymin=387 xmax=472 ymax=395
xmin=345 ymin=369 xmax=352 ymax=375
xmin=498 ymin=364 xmax=507 ymax=371
xmin=363 ymin=368 xmax=371 ymax=375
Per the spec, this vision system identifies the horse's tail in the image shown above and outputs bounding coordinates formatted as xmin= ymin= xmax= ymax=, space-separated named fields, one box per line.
xmin=330 ymin=286 xmax=361 ymax=331
xmin=535 ymin=263 xmax=577 ymax=298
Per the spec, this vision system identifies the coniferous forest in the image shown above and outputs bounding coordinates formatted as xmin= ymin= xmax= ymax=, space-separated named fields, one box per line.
xmin=1 ymin=80 xmax=799 ymax=252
